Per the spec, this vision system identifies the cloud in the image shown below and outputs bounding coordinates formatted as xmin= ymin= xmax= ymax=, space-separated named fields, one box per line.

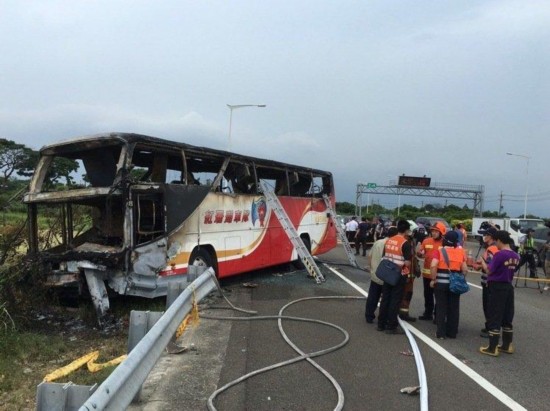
xmin=0 ymin=105 xmax=227 ymax=149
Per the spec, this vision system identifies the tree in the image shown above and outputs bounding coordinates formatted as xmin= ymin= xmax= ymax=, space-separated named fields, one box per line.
xmin=14 ymin=145 xmax=79 ymax=186
xmin=48 ymin=157 xmax=79 ymax=186
xmin=0 ymin=139 xmax=34 ymax=184
xmin=335 ymin=201 xmax=355 ymax=215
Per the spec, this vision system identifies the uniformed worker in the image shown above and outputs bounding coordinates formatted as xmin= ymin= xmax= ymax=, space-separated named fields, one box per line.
xmin=417 ymin=222 xmax=446 ymax=321
xmin=377 ymin=220 xmax=412 ymax=334
xmin=430 ymin=231 xmax=468 ymax=339
xmin=515 ymin=228 xmax=537 ymax=278
xmin=399 ymin=230 xmax=421 ymax=322
xmin=355 ymin=217 xmax=371 ymax=257
xmin=345 ymin=217 xmax=359 ymax=244
xmin=476 ymin=226 xmax=499 ymax=338
xmin=365 ymin=226 xmax=398 ymax=323
xmin=479 ymin=230 xmax=519 ymax=356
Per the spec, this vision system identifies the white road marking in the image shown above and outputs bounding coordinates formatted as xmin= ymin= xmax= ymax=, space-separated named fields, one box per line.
xmin=324 ymin=264 xmax=527 ymax=411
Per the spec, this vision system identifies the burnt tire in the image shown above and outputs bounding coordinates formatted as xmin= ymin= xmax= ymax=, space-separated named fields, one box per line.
xmin=293 ymin=236 xmax=311 ymax=270
xmin=189 ymin=247 xmax=217 ymax=273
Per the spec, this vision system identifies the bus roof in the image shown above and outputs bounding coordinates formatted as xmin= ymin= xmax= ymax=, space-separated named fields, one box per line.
xmin=39 ymin=132 xmax=333 ymax=177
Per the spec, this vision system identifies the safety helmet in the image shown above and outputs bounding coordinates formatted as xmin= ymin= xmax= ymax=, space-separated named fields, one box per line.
xmin=443 ymin=230 xmax=459 ymax=247
xmin=430 ymin=221 xmax=447 ymax=235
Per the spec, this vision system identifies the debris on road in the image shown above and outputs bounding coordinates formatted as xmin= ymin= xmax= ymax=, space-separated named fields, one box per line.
xmin=400 ymin=386 xmax=421 ymax=395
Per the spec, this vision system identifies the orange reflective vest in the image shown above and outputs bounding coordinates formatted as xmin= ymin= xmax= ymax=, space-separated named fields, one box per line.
xmin=435 ymin=247 xmax=465 ymax=284
xmin=420 ymin=237 xmax=443 ymax=278
xmin=481 ymin=244 xmax=499 ymax=285
xmin=384 ymin=234 xmax=409 ymax=275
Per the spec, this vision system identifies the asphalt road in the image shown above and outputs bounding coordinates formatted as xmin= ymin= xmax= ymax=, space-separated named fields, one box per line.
xmin=129 ymin=243 xmax=550 ymax=411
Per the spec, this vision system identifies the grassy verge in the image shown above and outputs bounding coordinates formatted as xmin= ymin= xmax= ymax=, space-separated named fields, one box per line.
xmin=0 ymin=292 xmax=167 ymax=410
xmin=0 ymin=307 xmax=128 ymax=410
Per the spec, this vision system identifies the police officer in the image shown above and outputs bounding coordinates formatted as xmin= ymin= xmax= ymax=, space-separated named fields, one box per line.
xmin=515 ymin=228 xmax=537 ymax=278
xmin=355 ymin=217 xmax=371 ymax=256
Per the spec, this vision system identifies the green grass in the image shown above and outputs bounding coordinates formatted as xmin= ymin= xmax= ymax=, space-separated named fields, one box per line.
xmin=0 ymin=317 xmax=128 ymax=410
xmin=0 ymin=295 xmax=167 ymax=410
xmin=0 ymin=211 xmax=26 ymax=226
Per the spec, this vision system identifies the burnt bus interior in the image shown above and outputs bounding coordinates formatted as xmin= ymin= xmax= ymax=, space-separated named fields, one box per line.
xmin=26 ymin=134 xmax=334 ymax=263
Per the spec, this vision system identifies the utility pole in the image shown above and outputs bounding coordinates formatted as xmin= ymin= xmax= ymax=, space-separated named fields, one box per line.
xmin=499 ymin=191 xmax=504 ymax=216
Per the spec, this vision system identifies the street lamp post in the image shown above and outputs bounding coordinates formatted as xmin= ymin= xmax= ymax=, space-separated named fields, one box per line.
xmin=227 ymin=104 xmax=266 ymax=150
xmin=506 ymin=152 xmax=530 ymax=218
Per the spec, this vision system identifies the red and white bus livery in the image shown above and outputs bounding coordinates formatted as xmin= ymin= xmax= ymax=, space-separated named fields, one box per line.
xmin=24 ymin=133 xmax=337 ymax=322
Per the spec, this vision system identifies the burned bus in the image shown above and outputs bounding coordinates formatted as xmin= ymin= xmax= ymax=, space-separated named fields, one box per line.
xmin=24 ymin=133 xmax=337 ymax=323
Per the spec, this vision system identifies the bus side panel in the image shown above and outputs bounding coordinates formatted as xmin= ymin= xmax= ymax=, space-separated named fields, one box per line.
xmin=270 ymin=196 xmax=337 ymax=264
xmin=160 ymin=193 xmax=337 ymax=279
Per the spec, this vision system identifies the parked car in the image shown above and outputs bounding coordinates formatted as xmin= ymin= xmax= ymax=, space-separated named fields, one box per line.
xmin=415 ymin=216 xmax=452 ymax=232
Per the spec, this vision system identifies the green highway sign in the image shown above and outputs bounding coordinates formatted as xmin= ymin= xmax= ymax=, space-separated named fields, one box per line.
xmin=367 ymin=183 xmax=377 ymax=188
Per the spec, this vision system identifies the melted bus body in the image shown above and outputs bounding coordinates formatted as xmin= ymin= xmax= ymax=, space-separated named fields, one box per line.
xmin=24 ymin=133 xmax=337 ymax=322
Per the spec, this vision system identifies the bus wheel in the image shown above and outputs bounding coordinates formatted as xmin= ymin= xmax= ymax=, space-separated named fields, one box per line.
xmin=189 ymin=247 xmax=216 ymax=272
xmin=293 ymin=236 xmax=311 ymax=270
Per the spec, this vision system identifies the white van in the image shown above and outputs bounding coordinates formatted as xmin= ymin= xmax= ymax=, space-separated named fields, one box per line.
xmin=472 ymin=217 xmax=545 ymax=247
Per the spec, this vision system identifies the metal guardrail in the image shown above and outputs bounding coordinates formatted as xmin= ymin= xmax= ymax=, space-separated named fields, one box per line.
xmin=36 ymin=382 xmax=97 ymax=411
xmin=76 ymin=267 xmax=217 ymax=411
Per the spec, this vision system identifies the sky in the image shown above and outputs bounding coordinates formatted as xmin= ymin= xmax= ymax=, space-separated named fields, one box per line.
xmin=1 ymin=0 xmax=549 ymax=217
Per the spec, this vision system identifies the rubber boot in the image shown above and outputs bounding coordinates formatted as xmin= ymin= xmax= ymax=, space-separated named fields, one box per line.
xmin=498 ymin=328 xmax=514 ymax=354
xmin=480 ymin=331 xmax=500 ymax=357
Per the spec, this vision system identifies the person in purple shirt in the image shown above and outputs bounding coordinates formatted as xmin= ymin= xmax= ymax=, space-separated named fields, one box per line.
xmin=479 ymin=230 xmax=519 ymax=357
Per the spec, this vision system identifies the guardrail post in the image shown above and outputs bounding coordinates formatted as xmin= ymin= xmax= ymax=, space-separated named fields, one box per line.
xmin=127 ymin=310 xmax=163 ymax=403
xmin=187 ymin=265 xmax=198 ymax=282
xmin=166 ymin=280 xmax=187 ymax=309
xmin=36 ymin=381 xmax=97 ymax=411
xmin=166 ymin=265 xmax=208 ymax=310
xmin=79 ymin=268 xmax=217 ymax=411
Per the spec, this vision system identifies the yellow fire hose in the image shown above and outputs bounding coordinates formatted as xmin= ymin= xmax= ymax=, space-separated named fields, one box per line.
xmin=43 ymin=351 xmax=127 ymax=382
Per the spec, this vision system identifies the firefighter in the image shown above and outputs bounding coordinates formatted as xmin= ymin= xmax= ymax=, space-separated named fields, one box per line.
xmin=417 ymin=222 xmax=446 ymax=321
xmin=377 ymin=220 xmax=412 ymax=334
xmin=479 ymin=230 xmax=519 ymax=356
xmin=476 ymin=226 xmax=499 ymax=338
xmin=399 ymin=229 xmax=421 ymax=322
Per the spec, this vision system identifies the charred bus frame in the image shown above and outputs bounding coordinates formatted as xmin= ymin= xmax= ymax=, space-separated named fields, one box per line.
xmin=24 ymin=133 xmax=337 ymax=323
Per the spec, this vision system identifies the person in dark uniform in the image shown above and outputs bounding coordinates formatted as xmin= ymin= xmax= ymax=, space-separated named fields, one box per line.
xmin=515 ymin=228 xmax=537 ymax=278
xmin=355 ymin=217 xmax=371 ymax=256
xmin=479 ymin=230 xmax=519 ymax=357
xmin=476 ymin=226 xmax=499 ymax=338
xmin=399 ymin=230 xmax=421 ymax=322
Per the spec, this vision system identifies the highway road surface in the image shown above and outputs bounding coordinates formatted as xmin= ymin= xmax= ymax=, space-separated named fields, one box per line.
xmin=129 ymin=243 xmax=550 ymax=411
